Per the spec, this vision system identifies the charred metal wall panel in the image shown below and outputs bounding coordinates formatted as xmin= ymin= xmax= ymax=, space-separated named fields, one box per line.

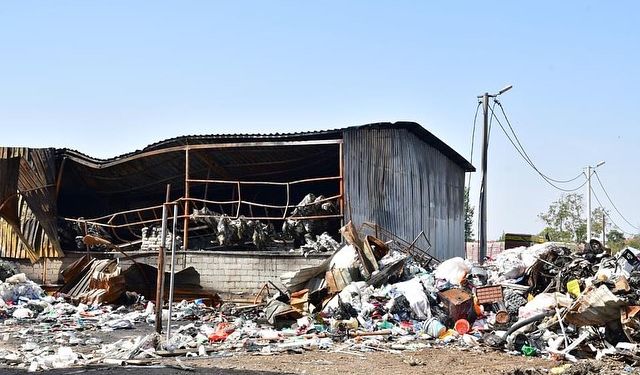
xmin=343 ymin=128 xmax=465 ymax=260
xmin=0 ymin=147 xmax=62 ymax=260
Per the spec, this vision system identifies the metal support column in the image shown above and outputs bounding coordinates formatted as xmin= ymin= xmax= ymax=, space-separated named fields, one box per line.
xmin=166 ymin=203 xmax=178 ymax=342
xmin=183 ymin=149 xmax=190 ymax=251
xmin=155 ymin=184 xmax=170 ymax=334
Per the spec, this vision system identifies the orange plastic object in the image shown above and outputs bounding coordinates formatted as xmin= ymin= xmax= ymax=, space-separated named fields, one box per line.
xmin=454 ymin=319 xmax=470 ymax=335
xmin=209 ymin=322 xmax=235 ymax=342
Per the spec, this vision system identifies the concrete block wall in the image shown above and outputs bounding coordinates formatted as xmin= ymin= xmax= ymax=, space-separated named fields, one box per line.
xmin=7 ymin=251 xmax=329 ymax=295
xmin=11 ymin=254 xmax=95 ymax=284
xmin=189 ymin=252 xmax=328 ymax=294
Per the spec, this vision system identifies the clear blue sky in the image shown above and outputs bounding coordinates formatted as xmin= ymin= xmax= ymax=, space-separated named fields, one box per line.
xmin=1 ymin=1 xmax=638 ymax=239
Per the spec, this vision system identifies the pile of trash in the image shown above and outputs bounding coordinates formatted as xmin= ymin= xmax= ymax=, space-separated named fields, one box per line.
xmin=6 ymin=223 xmax=640 ymax=371
xmin=194 ymin=225 xmax=640 ymax=364
xmin=0 ymin=275 xmax=163 ymax=371
xmin=0 ymin=260 xmax=18 ymax=282
xmin=188 ymin=193 xmax=339 ymax=251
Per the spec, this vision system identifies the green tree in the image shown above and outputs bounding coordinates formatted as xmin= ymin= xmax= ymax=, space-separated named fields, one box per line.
xmin=627 ymin=235 xmax=640 ymax=250
xmin=464 ymin=187 xmax=475 ymax=242
xmin=575 ymin=223 xmax=587 ymax=243
xmin=538 ymin=193 xmax=585 ymax=242
xmin=538 ymin=194 xmax=611 ymax=243
xmin=539 ymin=226 xmax=573 ymax=242
xmin=607 ymin=229 xmax=626 ymax=253
xmin=574 ymin=207 xmax=608 ymax=242
xmin=590 ymin=207 xmax=608 ymax=240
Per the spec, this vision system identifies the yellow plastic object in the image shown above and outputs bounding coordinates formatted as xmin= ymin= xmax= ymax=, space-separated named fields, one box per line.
xmin=550 ymin=364 xmax=572 ymax=374
xmin=567 ymin=279 xmax=581 ymax=298
xmin=439 ymin=328 xmax=457 ymax=339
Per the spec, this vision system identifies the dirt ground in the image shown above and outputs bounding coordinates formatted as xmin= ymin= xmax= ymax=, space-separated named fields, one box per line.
xmin=0 ymin=347 xmax=630 ymax=375
xmin=0 ymin=316 xmax=632 ymax=375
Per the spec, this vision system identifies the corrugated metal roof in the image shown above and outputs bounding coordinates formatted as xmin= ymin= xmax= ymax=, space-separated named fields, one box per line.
xmin=57 ymin=122 xmax=475 ymax=172
xmin=57 ymin=142 xmax=341 ymax=220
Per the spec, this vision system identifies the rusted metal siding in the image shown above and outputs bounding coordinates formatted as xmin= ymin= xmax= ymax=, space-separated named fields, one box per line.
xmin=0 ymin=147 xmax=62 ymax=260
xmin=0 ymin=195 xmax=60 ymax=261
xmin=343 ymin=128 xmax=466 ymax=260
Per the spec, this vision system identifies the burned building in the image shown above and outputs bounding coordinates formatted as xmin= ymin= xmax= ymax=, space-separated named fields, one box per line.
xmin=0 ymin=122 xmax=474 ymax=267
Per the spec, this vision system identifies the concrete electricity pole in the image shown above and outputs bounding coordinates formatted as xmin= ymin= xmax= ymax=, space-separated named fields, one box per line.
xmin=602 ymin=211 xmax=606 ymax=247
xmin=585 ymin=161 xmax=605 ymax=242
xmin=477 ymin=85 xmax=512 ymax=263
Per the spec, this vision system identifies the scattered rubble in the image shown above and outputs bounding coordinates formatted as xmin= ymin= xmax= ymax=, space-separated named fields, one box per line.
xmin=3 ymin=222 xmax=640 ymax=372
xmin=0 ymin=260 xmax=18 ymax=282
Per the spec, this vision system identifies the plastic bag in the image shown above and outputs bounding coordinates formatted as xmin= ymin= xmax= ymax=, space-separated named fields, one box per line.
xmin=392 ymin=278 xmax=431 ymax=320
xmin=434 ymin=257 xmax=470 ymax=285
xmin=208 ymin=322 xmax=235 ymax=342
xmin=493 ymin=248 xmax=527 ymax=279
xmin=330 ymin=245 xmax=358 ymax=269
xmin=518 ymin=292 xmax=571 ymax=319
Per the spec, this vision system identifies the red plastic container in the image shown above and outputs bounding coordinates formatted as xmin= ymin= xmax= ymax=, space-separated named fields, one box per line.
xmin=454 ymin=319 xmax=470 ymax=335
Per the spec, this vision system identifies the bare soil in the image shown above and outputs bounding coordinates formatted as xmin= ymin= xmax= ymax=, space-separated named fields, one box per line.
xmin=1 ymin=347 xmax=627 ymax=375
xmin=0 ymin=317 xmax=629 ymax=374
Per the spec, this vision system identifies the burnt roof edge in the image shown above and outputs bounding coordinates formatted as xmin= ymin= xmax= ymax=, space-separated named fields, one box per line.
xmin=54 ymin=121 xmax=475 ymax=172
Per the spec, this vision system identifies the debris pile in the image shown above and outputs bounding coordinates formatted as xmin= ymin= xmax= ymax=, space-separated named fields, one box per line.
xmin=189 ymin=208 xmax=276 ymax=250
xmin=0 ymin=260 xmax=18 ymax=282
xmin=282 ymin=193 xmax=338 ymax=248
xmin=189 ymin=193 xmax=338 ymax=252
xmin=183 ymin=225 xmax=640 ymax=365
xmin=0 ymin=294 xmax=164 ymax=371
xmin=4 ymin=222 xmax=640 ymax=372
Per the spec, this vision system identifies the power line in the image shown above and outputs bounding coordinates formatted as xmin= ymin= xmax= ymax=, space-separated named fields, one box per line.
xmin=477 ymin=101 xmax=497 ymax=186
xmin=495 ymin=100 xmax=584 ymax=184
xmin=593 ymin=170 xmax=639 ymax=230
xmin=469 ymin=101 xmax=481 ymax=164
xmin=477 ymin=101 xmax=498 ymax=189
xmin=591 ymin=188 xmax=637 ymax=236
xmin=488 ymin=106 xmax=588 ymax=192
xmin=467 ymin=101 xmax=481 ymax=188
xmin=487 ymin=101 xmax=497 ymax=145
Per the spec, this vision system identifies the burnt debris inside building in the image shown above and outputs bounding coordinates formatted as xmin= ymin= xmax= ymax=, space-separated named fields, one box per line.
xmin=0 ymin=122 xmax=474 ymax=262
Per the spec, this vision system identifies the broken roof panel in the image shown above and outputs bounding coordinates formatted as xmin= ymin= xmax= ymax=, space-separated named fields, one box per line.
xmin=57 ymin=122 xmax=475 ymax=172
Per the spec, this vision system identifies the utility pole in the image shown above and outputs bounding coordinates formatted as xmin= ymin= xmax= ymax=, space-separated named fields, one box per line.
xmin=155 ymin=184 xmax=171 ymax=334
xmin=479 ymin=93 xmax=488 ymax=263
xmin=586 ymin=165 xmax=592 ymax=242
xmin=477 ymin=85 xmax=512 ymax=263
xmin=585 ymin=161 xmax=605 ymax=242
xmin=602 ymin=211 xmax=606 ymax=247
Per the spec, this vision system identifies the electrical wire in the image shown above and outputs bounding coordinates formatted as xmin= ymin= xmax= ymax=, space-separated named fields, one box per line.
xmin=467 ymin=101 xmax=481 ymax=188
xmin=469 ymin=101 xmax=481 ymax=165
xmin=468 ymin=100 xmax=496 ymax=188
xmin=477 ymin=101 xmax=497 ymax=189
xmin=592 ymin=170 xmax=639 ymax=230
xmin=591 ymin=188 xmax=637 ymax=236
xmin=488 ymin=106 xmax=588 ymax=192
xmin=495 ymin=100 xmax=584 ymax=184
xmin=487 ymin=100 xmax=497 ymax=145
